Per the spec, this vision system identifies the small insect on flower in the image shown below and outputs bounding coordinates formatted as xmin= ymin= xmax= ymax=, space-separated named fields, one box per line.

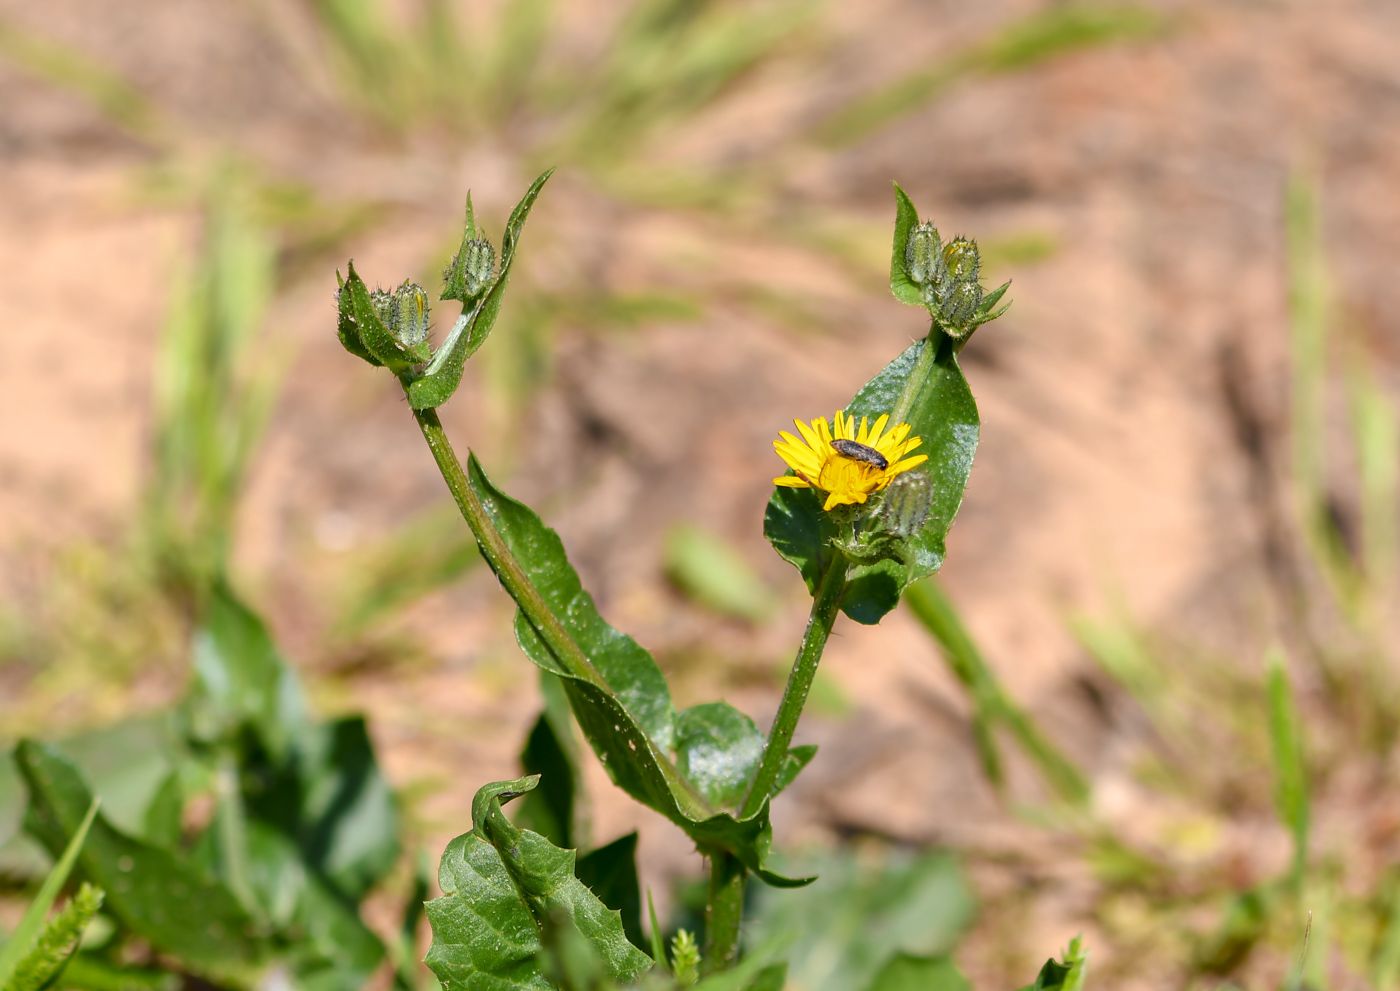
xmin=830 ymin=439 xmax=889 ymax=470
xmin=773 ymin=410 xmax=928 ymax=511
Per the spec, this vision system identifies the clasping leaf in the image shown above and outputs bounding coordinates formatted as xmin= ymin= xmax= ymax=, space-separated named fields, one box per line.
xmin=424 ymin=777 xmax=652 ymax=991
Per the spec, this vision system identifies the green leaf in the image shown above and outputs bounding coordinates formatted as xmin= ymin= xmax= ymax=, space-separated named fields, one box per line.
xmin=466 ymin=455 xmax=811 ymax=888
xmin=226 ymin=819 xmax=385 ymax=991
xmin=675 ymin=704 xmax=764 ymax=811
xmin=763 ymin=486 xmax=840 ymax=599
xmin=1019 ymin=936 xmax=1088 ymax=991
xmin=439 ymin=192 xmax=482 ymax=304
xmin=407 ymin=168 xmax=554 ymax=410
xmin=515 ymin=710 xmax=580 ymax=850
xmin=773 ymin=744 xmax=817 ymax=797
xmin=0 ymin=797 xmax=98 ymax=988
xmin=575 ymin=833 xmax=645 ymax=951
xmin=339 ymin=261 xmax=424 ymax=370
xmin=185 ymin=581 xmax=307 ymax=759
xmin=55 ymin=953 xmax=180 ymax=991
xmin=335 ymin=269 xmax=381 ymax=367
xmin=424 ymin=778 xmax=651 ymax=990
xmin=865 ymin=954 xmax=969 ymax=991
xmin=241 ymin=715 xmax=401 ymax=903
xmin=14 ymin=742 xmax=263 ymax=974
xmin=889 ymin=183 xmax=923 ymax=306
xmin=749 ymin=849 xmax=973 ymax=991
xmin=764 ymin=337 xmax=979 ymax=626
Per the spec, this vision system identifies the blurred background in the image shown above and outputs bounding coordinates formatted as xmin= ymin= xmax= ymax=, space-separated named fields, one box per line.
xmin=2 ymin=0 xmax=1400 ymax=988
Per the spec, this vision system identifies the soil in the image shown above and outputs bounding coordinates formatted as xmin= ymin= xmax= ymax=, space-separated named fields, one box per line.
xmin=3 ymin=0 xmax=1400 ymax=988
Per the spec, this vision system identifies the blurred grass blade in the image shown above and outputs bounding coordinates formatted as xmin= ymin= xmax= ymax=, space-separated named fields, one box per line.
xmin=904 ymin=579 xmax=1089 ymax=807
xmin=148 ymin=171 xmax=282 ymax=593
xmin=817 ymin=3 xmax=1166 ymax=147
xmin=1344 ymin=354 xmax=1399 ymax=602
xmin=664 ymin=524 xmax=778 ymax=623
xmin=0 ymin=798 xmax=99 ymax=986
xmin=1266 ymin=649 xmax=1309 ymax=884
xmin=0 ymin=19 xmax=162 ymax=141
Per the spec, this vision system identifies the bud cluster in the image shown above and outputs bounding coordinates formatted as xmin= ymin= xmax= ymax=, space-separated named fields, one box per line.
xmin=903 ymin=222 xmax=1010 ymax=339
xmin=370 ymin=280 xmax=431 ymax=351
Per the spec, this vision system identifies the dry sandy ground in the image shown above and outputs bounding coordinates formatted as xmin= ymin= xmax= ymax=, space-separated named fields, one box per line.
xmin=3 ymin=0 xmax=1400 ymax=987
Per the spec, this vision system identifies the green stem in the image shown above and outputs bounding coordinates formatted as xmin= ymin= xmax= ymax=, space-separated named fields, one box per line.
xmin=412 ymin=406 xmax=607 ymax=690
xmin=410 ymin=403 xmax=714 ymax=820
xmin=740 ymin=551 xmax=848 ymax=819
xmin=702 ymin=852 xmax=746 ymax=976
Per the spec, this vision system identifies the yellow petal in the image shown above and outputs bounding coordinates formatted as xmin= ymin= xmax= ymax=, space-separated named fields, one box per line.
xmin=889 ymin=454 xmax=929 ymax=473
xmin=773 ymin=475 xmax=810 ymax=488
xmin=867 ymin=414 xmax=889 ymax=446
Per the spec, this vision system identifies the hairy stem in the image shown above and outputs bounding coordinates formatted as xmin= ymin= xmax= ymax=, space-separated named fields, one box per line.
xmin=741 ymin=551 xmax=848 ymax=819
xmin=702 ymin=851 xmax=746 ymax=975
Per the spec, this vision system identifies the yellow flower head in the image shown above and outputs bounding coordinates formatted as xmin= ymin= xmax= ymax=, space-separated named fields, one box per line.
xmin=773 ymin=410 xmax=929 ymax=511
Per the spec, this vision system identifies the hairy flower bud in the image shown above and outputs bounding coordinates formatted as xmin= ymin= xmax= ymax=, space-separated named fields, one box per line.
xmin=904 ymin=222 xmax=942 ymax=285
xmin=943 ymin=236 xmax=980 ymax=285
xmin=370 ymin=281 xmax=431 ymax=352
xmin=393 ymin=281 xmax=430 ymax=349
xmin=444 ymin=238 xmax=496 ymax=301
xmin=877 ymin=468 xmax=933 ymax=540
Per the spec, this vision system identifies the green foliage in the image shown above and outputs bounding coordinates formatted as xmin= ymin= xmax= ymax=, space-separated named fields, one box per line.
xmin=465 ymin=453 xmax=808 ymax=887
xmin=670 ymin=930 xmax=700 ymax=986
xmin=8 ymin=584 xmax=405 ymax=991
xmin=15 ymin=741 xmax=264 ymax=977
xmin=864 ymin=954 xmax=968 ymax=991
xmin=0 ymin=799 xmax=99 ymax=990
xmin=749 ymin=849 xmax=973 ymax=991
xmin=904 ymin=579 xmax=1089 ymax=806
xmin=664 ymin=525 xmax=777 ymax=624
xmin=424 ymin=777 xmax=652 ymax=991
xmin=1018 ymin=936 xmax=1088 ymax=991
xmin=2 ymin=883 xmax=105 ymax=991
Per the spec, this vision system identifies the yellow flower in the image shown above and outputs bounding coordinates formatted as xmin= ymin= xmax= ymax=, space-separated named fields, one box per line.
xmin=773 ymin=410 xmax=929 ymax=511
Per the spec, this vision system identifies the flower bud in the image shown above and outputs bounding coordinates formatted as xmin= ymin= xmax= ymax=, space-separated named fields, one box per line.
xmin=943 ymin=236 xmax=980 ymax=286
xmin=904 ymin=222 xmax=943 ymax=285
xmin=370 ymin=281 xmax=430 ymax=351
xmin=444 ymin=237 xmax=496 ymax=301
xmin=393 ymin=281 xmax=430 ymax=348
xmin=877 ymin=468 xmax=932 ymax=540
